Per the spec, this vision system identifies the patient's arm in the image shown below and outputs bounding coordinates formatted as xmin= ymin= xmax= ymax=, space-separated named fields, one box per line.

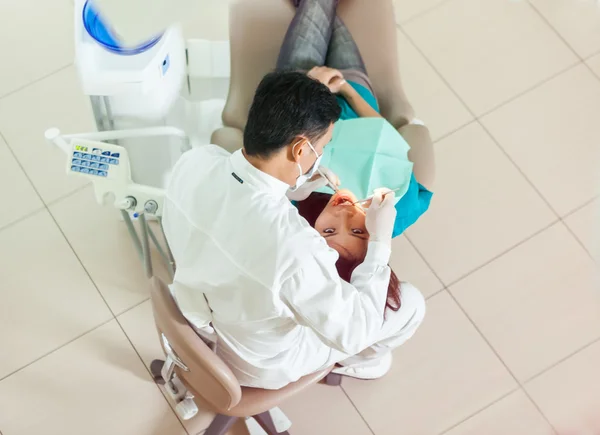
xmin=339 ymin=82 xmax=382 ymax=119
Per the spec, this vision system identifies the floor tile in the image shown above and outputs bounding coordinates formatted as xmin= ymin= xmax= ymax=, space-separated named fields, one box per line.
xmin=0 ymin=0 xmax=73 ymax=97
xmin=342 ymin=291 xmax=517 ymax=435
xmin=526 ymin=340 xmax=600 ymax=435
xmin=443 ymin=389 xmax=552 ymax=435
xmin=179 ymin=0 xmax=230 ymax=41
xmin=0 ymin=137 xmax=43 ymax=230
xmin=481 ymin=64 xmax=600 ymax=216
xmin=403 ymin=0 xmax=578 ymax=115
xmin=396 ymin=30 xmax=473 ymax=141
xmin=50 ymin=186 xmax=171 ymax=315
xmin=530 ymin=0 xmax=600 ymax=59
xmin=0 ymin=210 xmax=112 ymax=380
xmin=390 ymin=235 xmax=443 ymax=299
xmin=0 ymin=66 xmax=92 ymax=204
xmin=0 ymin=321 xmax=186 ymax=435
xmin=406 ymin=122 xmax=555 ymax=284
xmin=587 ymin=52 xmax=600 ymax=76
xmin=564 ymin=199 xmax=599 ymax=262
xmin=279 ymin=385 xmax=373 ymax=435
xmin=118 ymin=300 xmax=215 ymax=434
xmin=451 ymin=223 xmax=600 ymax=382
xmin=394 ymin=0 xmax=448 ymax=24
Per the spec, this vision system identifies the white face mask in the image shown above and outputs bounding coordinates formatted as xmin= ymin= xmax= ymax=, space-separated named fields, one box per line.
xmin=290 ymin=140 xmax=322 ymax=191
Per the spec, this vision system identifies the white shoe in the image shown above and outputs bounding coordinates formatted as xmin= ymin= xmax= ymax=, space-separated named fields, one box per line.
xmin=332 ymin=352 xmax=393 ymax=380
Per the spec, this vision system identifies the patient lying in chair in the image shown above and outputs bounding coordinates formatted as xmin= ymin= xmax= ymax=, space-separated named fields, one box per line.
xmin=281 ymin=0 xmax=435 ymax=317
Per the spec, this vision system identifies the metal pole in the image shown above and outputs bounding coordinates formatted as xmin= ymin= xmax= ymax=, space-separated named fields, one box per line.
xmin=120 ymin=209 xmax=143 ymax=261
xmin=138 ymin=213 xmax=154 ymax=278
xmin=147 ymin=223 xmax=175 ymax=279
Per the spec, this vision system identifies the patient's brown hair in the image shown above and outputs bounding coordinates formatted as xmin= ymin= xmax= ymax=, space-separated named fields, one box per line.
xmin=297 ymin=192 xmax=401 ymax=315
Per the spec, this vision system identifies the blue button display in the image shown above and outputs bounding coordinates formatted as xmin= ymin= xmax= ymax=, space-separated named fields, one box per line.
xmin=99 ymin=164 xmax=108 ymax=170
xmin=81 ymin=160 xmax=90 ymax=167
xmin=102 ymin=151 xmax=111 ymax=156
xmin=98 ymin=171 xmax=107 ymax=177
xmin=80 ymin=168 xmax=90 ymax=174
xmin=90 ymin=162 xmax=99 ymax=169
xmin=100 ymin=157 xmax=108 ymax=163
xmin=111 ymin=152 xmax=120 ymax=158
xmin=89 ymin=169 xmax=98 ymax=175
xmin=72 ymin=159 xmax=82 ymax=165
xmin=73 ymin=152 xmax=82 ymax=158
xmin=71 ymin=166 xmax=80 ymax=172
xmin=109 ymin=158 xmax=119 ymax=165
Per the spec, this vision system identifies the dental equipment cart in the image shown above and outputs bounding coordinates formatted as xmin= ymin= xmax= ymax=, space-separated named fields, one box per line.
xmin=47 ymin=0 xmax=230 ymax=280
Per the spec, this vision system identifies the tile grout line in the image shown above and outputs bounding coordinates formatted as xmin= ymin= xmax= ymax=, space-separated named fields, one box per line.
xmin=0 ymin=317 xmax=114 ymax=383
xmin=444 ymin=218 xmax=560 ymax=288
xmin=0 ymin=63 xmax=73 ymax=102
xmin=436 ymin=386 xmax=521 ymax=435
xmin=403 ymin=234 xmax=448 ymax=287
xmin=397 ymin=24 xmax=568 ymax=223
xmin=45 ymin=204 xmax=189 ymax=431
xmin=45 ymin=182 xmax=93 ymax=207
xmin=425 ymin=287 xmax=446 ymax=301
xmin=443 ymin=289 xmax=559 ymax=434
xmin=525 ymin=0 xmax=584 ymax=62
xmin=339 ymin=385 xmax=377 ymax=435
xmin=476 ymin=120 xmax=561 ymax=216
xmin=1 ymin=125 xmax=186 ymax=429
xmin=112 ymin=316 xmax=191 ymax=434
xmin=561 ymin=219 xmax=597 ymax=263
xmin=561 ymin=194 xmax=599 ymax=219
xmin=430 ymin=119 xmax=476 ymax=145
xmin=475 ymin=60 xmax=582 ymax=120
xmin=397 ymin=0 xmax=453 ymax=27
xmin=523 ymin=335 xmax=600 ymax=386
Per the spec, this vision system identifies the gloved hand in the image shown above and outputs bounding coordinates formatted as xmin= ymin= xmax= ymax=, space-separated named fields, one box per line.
xmin=365 ymin=188 xmax=397 ymax=246
xmin=286 ymin=167 xmax=340 ymax=202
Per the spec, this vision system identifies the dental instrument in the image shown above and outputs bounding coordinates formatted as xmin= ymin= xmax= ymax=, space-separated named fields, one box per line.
xmin=317 ymin=168 xmax=339 ymax=193
xmin=352 ymin=187 xmax=404 ymax=206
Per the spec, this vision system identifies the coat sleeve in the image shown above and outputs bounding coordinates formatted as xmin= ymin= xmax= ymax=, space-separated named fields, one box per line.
xmin=280 ymin=241 xmax=391 ymax=355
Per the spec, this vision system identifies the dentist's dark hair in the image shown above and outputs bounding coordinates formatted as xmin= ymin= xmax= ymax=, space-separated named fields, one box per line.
xmin=243 ymin=71 xmax=341 ymax=158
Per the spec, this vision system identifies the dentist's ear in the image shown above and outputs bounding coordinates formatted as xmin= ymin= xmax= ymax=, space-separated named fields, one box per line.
xmin=290 ymin=137 xmax=307 ymax=161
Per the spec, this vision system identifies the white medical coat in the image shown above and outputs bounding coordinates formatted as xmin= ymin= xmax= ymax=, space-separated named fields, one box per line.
xmin=162 ymin=146 xmax=393 ymax=389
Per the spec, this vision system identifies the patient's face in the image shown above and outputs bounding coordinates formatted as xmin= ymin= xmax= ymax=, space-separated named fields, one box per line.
xmin=314 ymin=190 xmax=369 ymax=259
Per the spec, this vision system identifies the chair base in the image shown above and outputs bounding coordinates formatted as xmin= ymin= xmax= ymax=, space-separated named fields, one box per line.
xmin=205 ymin=411 xmax=290 ymax=435
xmin=150 ymin=359 xmax=166 ymax=385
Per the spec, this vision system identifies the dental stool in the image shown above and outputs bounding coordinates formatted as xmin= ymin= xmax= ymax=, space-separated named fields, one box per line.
xmin=211 ymin=0 xmax=434 ymax=168
xmin=148 ymin=277 xmax=341 ymax=435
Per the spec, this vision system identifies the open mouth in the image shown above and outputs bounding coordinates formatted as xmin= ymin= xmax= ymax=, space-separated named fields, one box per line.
xmin=331 ymin=190 xmax=357 ymax=206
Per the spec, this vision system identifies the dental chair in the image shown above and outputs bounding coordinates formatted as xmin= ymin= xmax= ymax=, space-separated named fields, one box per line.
xmin=211 ymin=0 xmax=433 ymax=158
xmin=149 ymin=277 xmax=342 ymax=435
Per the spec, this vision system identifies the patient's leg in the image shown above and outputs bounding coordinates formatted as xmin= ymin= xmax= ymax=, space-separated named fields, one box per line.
xmin=325 ymin=16 xmax=367 ymax=74
xmin=276 ymin=0 xmax=338 ymax=71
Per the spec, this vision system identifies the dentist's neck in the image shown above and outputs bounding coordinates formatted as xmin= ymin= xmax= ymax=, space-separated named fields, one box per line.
xmin=243 ymin=149 xmax=294 ymax=187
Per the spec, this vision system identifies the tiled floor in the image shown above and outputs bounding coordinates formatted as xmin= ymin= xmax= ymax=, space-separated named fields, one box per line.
xmin=0 ymin=0 xmax=598 ymax=434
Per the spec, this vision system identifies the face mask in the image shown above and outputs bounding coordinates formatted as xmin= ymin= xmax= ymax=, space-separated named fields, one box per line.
xmin=290 ymin=140 xmax=322 ymax=191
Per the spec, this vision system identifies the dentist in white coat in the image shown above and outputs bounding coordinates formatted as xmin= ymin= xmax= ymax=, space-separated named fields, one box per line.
xmin=163 ymin=71 xmax=425 ymax=390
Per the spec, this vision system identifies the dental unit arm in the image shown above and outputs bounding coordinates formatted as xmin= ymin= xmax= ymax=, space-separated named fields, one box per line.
xmin=45 ymin=126 xmax=191 ymax=279
xmin=45 ymin=126 xmax=189 ymax=217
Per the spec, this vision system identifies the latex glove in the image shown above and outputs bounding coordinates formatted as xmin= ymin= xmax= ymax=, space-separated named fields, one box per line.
xmin=307 ymin=67 xmax=345 ymax=93
xmin=365 ymin=188 xmax=397 ymax=246
xmin=286 ymin=167 xmax=340 ymax=202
